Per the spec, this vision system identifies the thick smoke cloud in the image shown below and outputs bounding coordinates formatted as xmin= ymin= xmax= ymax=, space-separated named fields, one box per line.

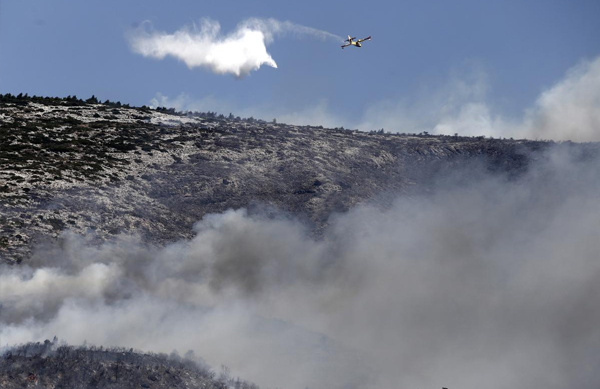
xmin=426 ymin=56 xmax=600 ymax=142
xmin=2 ymin=147 xmax=600 ymax=389
xmin=357 ymin=56 xmax=600 ymax=142
xmin=128 ymin=18 xmax=341 ymax=78
xmin=524 ymin=56 xmax=600 ymax=142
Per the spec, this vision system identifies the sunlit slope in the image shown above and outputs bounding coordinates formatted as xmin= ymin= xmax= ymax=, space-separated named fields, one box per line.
xmin=1 ymin=95 xmax=596 ymax=263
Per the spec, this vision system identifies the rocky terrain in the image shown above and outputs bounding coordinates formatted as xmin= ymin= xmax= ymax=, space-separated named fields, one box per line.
xmin=0 ymin=339 xmax=257 ymax=389
xmin=0 ymin=94 xmax=570 ymax=264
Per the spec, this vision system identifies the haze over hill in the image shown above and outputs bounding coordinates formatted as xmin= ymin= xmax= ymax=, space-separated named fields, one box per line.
xmin=1 ymin=95 xmax=600 ymax=389
xmin=0 ymin=94 xmax=560 ymax=263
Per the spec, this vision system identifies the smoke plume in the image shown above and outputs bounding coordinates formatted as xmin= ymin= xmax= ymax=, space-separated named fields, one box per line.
xmin=128 ymin=18 xmax=341 ymax=78
xmin=354 ymin=56 xmax=600 ymax=142
xmin=524 ymin=56 xmax=600 ymax=141
xmin=2 ymin=146 xmax=600 ymax=389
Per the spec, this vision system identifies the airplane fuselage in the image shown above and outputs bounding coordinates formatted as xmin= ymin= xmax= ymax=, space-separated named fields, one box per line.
xmin=342 ymin=41 xmax=361 ymax=48
xmin=341 ymin=35 xmax=369 ymax=49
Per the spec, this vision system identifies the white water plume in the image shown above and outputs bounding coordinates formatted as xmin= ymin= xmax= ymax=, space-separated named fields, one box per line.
xmin=128 ymin=18 xmax=341 ymax=78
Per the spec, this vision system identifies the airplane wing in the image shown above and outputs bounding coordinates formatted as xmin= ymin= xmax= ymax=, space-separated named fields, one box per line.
xmin=358 ymin=36 xmax=371 ymax=42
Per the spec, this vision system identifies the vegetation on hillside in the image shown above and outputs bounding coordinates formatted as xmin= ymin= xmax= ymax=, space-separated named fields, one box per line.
xmin=0 ymin=339 xmax=258 ymax=389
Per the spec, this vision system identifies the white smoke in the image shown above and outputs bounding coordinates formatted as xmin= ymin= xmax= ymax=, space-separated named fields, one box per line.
xmin=358 ymin=56 xmax=600 ymax=141
xmin=2 ymin=147 xmax=600 ymax=389
xmin=524 ymin=56 xmax=600 ymax=141
xmin=128 ymin=18 xmax=341 ymax=78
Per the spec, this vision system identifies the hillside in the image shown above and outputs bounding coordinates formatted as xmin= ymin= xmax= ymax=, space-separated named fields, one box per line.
xmin=2 ymin=95 xmax=600 ymax=389
xmin=0 ymin=340 xmax=257 ymax=389
xmin=0 ymin=94 xmax=567 ymax=263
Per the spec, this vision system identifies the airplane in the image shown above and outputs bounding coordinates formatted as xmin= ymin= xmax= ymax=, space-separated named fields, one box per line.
xmin=341 ymin=35 xmax=371 ymax=49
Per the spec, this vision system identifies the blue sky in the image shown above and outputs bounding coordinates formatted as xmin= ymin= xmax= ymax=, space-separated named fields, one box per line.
xmin=1 ymin=0 xmax=599 ymax=139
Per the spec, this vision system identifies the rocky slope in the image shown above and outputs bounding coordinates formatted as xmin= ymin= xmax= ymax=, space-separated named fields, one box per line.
xmin=0 ymin=340 xmax=257 ymax=389
xmin=0 ymin=94 xmax=586 ymax=263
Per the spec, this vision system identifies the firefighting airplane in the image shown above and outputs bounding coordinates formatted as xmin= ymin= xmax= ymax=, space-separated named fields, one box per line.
xmin=341 ymin=35 xmax=372 ymax=49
